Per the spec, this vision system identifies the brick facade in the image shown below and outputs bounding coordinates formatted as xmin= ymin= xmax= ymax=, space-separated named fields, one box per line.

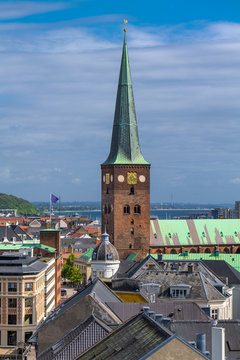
xmin=101 ymin=164 xmax=150 ymax=259
xmin=40 ymin=230 xmax=61 ymax=307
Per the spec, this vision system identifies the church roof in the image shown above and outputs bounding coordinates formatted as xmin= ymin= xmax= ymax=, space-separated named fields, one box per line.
xmin=102 ymin=33 xmax=149 ymax=165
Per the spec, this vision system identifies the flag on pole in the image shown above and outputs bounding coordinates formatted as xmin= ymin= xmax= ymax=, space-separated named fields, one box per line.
xmin=51 ymin=193 xmax=59 ymax=203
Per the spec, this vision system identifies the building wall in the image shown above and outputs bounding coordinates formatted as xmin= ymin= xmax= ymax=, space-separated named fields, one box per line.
xmin=101 ymin=164 xmax=150 ymax=259
xmin=0 ymin=271 xmax=45 ymax=347
xmin=74 ymin=259 xmax=92 ymax=285
xmin=147 ymin=337 xmax=206 ymax=360
xmin=40 ymin=230 xmax=61 ymax=307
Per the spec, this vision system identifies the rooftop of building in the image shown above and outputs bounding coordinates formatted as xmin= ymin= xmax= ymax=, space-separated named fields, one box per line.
xmin=78 ymin=312 xmax=172 ymax=360
xmin=170 ymin=319 xmax=240 ymax=359
xmin=105 ymin=301 xmax=210 ymax=322
xmin=150 ymin=218 xmax=240 ymax=247
xmin=0 ymin=253 xmax=47 ymax=275
xmin=102 ymin=32 xmax=149 ymax=165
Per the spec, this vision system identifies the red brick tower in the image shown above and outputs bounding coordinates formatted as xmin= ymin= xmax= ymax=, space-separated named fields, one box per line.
xmin=101 ymin=31 xmax=150 ymax=259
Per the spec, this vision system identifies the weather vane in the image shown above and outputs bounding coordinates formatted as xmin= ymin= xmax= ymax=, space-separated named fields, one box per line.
xmin=124 ymin=19 xmax=128 ymax=32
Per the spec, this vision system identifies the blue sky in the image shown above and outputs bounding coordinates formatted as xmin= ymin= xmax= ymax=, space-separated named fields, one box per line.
xmin=1 ymin=0 xmax=240 ymax=204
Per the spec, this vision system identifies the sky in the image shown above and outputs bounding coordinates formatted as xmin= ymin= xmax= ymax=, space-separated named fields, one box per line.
xmin=1 ymin=0 xmax=240 ymax=204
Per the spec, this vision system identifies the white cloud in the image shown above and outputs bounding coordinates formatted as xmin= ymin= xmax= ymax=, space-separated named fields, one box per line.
xmin=230 ymin=178 xmax=240 ymax=185
xmin=1 ymin=21 xmax=240 ymax=202
xmin=0 ymin=1 xmax=68 ymax=20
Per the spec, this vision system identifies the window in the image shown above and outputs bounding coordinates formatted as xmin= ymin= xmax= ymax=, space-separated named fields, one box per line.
xmin=8 ymin=314 xmax=17 ymax=325
xmin=123 ymin=205 xmax=130 ymax=214
xmin=108 ymin=205 xmax=111 ymax=214
xmin=8 ymin=282 xmax=17 ymax=293
xmin=170 ymin=285 xmax=190 ymax=298
xmin=134 ymin=205 xmax=141 ymax=214
xmin=211 ymin=309 xmax=218 ymax=320
xmin=24 ymin=314 xmax=32 ymax=325
xmin=8 ymin=298 xmax=17 ymax=308
xmin=25 ymin=298 xmax=33 ymax=308
xmin=25 ymin=332 xmax=32 ymax=343
xmin=130 ymin=186 xmax=134 ymax=195
xmin=25 ymin=282 xmax=33 ymax=292
xmin=131 ymin=228 xmax=134 ymax=235
xmin=8 ymin=331 xmax=17 ymax=346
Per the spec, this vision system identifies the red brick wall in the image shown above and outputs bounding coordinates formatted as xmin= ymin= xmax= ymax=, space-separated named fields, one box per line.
xmin=40 ymin=230 xmax=61 ymax=307
xmin=101 ymin=164 xmax=150 ymax=259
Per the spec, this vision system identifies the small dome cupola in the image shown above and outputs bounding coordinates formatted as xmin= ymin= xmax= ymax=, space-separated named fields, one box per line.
xmin=91 ymin=231 xmax=120 ymax=279
xmin=92 ymin=232 xmax=119 ymax=262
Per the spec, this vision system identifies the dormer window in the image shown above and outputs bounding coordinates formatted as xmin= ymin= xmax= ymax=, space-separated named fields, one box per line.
xmin=170 ymin=284 xmax=191 ymax=298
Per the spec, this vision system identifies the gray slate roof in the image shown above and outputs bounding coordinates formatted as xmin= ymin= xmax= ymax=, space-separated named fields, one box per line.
xmin=0 ymin=254 xmax=47 ymax=275
xmin=30 ymin=279 xmax=122 ymax=343
xmin=201 ymin=260 xmax=240 ymax=285
xmin=136 ymin=270 xmax=226 ymax=301
xmin=37 ymin=315 xmax=112 ymax=360
xmin=105 ymin=302 xmax=210 ymax=322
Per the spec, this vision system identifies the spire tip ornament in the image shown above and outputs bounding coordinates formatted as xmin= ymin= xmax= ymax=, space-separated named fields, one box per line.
xmin=123 ymin=19 xmax=128 ymax=32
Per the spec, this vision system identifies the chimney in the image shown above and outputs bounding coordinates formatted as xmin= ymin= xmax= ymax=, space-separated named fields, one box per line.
xmin=143 ymin=307 xmax=150 ymax=315
xmin=162 ymin=317 xmax=171 ymax=328
xmin=148 ymin=311 xmax=155 ymax=319
xmin=212 ymin=327 xmax=225 ymax=360
xmin=196 ymin=333 xmax=206 ymax=354
xmin=155 ymin=314 xmax=163 ymax=324
xmin=188 ymin=264 xmax=194 ymax=273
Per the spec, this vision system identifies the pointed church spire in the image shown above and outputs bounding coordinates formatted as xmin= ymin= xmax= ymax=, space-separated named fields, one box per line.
xmin=103 ymin=28 xmax=149 ymax=165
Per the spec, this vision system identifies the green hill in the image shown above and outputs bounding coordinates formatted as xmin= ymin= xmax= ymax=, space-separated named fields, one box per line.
xmin=0 ymin=193 xmax=37 ymax=215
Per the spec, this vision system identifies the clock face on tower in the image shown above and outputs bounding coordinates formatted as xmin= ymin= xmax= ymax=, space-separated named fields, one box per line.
xmin=127 ymin=172 xmax=137 ymax=184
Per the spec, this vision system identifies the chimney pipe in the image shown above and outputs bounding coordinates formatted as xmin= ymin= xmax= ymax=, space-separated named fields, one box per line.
xmin=155 ymin=314 xmax=163 ymax=324
xmin=148 ymin=311 xmax=155 ymax=319
xmin=196 ymin=333 xmax=206 ymax=354
xmin=143 ymin=307 xmax=150 ymax=315
xmin=162 ymin=317 xmax=171 ymax=328
xmin=212 ymin=327 xmax=225 ymax=360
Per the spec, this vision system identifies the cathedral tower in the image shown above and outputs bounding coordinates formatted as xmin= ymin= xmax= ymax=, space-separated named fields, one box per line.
xmin=101 ymin=31 xmax=150 ymax=259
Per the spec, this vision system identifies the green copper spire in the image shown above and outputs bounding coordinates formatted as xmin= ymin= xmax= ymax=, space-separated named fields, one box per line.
xmin=103 ymin=32 xmax=149 ymax=165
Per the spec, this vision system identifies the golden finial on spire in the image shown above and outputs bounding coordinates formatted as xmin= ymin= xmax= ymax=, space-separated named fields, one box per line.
xmin=123 ymin=19 xmax=128 ymax=32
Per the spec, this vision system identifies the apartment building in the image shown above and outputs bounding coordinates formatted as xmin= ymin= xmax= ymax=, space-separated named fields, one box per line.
xmin=0 ymin=253 xmax=54 ymax=348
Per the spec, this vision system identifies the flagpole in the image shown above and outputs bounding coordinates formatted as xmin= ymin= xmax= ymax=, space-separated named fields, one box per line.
xmin=50 ymin=193 xmax=52 ymax=229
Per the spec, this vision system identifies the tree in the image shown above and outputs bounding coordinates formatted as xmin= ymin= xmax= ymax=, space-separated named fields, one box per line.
xmin=68 ymin=266 xmax=83 ymax=284
xmin=61 ymin=253 xmax=83 ymax=285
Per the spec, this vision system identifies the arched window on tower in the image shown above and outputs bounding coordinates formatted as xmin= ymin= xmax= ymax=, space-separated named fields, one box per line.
xmin=123 ymin=205 xmax=130 ymax=214
xmin=134 ymin=205 xmax=141 ymax=214
xmin=131 ymin=228 xmax=134 ymax=235
xmin=106 ymin=187 xmax=109 ymax=194
xmin=129 ymin=187 xmax=134 ymax=195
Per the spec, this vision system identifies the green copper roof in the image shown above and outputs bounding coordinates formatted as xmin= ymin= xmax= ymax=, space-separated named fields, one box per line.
xmin=78 ymin=247 xmax=94 ymax=263
xmin=103 ymin=33 xmax=149 ymax=165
